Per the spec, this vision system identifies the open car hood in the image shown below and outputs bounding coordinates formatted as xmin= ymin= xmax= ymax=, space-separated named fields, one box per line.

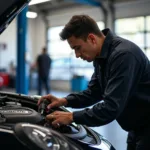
xmin=0 ymin=0 xmax=30 ymax=34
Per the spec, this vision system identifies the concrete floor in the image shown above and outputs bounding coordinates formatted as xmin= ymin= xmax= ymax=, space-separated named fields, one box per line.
xmin=1 ymin=88 xmax=128 ymax=150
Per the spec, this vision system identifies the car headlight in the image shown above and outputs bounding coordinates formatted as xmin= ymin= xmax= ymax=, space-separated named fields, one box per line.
xmin=14 ymin=123 xmax=81 ymax=150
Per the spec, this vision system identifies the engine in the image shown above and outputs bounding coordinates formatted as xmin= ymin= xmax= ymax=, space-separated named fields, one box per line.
xmin=0 ymin=92 xmax=115 ymax=150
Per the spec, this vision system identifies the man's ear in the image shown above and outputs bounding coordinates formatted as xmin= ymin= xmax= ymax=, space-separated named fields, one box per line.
xmin=88 ymin=33 xmax=96 ymax=44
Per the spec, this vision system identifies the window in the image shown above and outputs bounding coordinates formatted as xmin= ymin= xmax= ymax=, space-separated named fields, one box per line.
xmin=146 ymin=48 xmax=150 ymax=59
xmin=115 ymin=16 xmax=150 ymax=59
xmin=115 ymin=17 xmax=144 ymax=33
xmin=146 ymin=16 xmax=150 ymax=31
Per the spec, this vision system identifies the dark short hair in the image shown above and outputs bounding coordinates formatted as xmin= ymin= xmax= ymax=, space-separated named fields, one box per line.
xmin=59 ymin=15 xmax=102 ymax=41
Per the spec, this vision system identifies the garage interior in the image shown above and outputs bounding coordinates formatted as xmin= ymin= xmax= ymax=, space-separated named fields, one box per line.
xmin=0 ymin=0 xmax=150 ymax=149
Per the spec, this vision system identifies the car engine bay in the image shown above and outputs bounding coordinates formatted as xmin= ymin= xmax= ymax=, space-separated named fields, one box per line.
xmin=0 ymin=91 xmax=115 ymax=150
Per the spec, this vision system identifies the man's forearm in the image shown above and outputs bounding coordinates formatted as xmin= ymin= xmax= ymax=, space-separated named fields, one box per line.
xmin=65 ymin=89 xmax=102 ymax=108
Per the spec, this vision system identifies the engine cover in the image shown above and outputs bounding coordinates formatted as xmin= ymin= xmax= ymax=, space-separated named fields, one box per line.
xmin=0 ymin=107 xmax=43 ymax=124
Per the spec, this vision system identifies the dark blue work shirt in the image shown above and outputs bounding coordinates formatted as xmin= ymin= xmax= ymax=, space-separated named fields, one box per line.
xmin=65 ymin=28 xmax=150 ymax=131
xmin=37 ymin=53 xmax=51 ymax=78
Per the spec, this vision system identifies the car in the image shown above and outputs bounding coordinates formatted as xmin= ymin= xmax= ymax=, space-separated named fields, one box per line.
xmin=0 ymin=91 xmax=115 ymax=150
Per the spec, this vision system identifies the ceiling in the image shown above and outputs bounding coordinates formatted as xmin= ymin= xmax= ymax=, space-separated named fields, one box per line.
xmin=28 ymin=0 xmax=144 ymax=15
xmin=29 ymin=0 xmax=81 ymax=14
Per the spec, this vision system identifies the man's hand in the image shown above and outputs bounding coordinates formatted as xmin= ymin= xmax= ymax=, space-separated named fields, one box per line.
xmin=37 ymin=94 xmax=68 ymax=109
xmin=46 ymin=111 xmax=73 ymax=128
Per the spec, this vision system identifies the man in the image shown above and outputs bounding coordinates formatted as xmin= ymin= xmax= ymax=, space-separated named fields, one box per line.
xmin=38 ymin=15 xmax=150 ymax=150
xmin=36 ymin=47 xmax=51 ymax=95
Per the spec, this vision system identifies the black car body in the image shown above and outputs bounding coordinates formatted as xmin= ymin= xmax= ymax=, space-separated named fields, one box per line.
xmin=0 ymin=91 xmax=115 ymax=150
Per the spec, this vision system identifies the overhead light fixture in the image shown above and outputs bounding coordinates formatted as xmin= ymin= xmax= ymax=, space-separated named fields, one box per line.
xmin=26 ymin=11 xmax=38 ymax=18
xmin=29 ymin=0 xmax=51 ymax=5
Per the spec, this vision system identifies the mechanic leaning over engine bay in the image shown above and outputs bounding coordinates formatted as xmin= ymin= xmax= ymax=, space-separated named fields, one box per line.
xmin=38 ymin=14 xmax=150 ymax=150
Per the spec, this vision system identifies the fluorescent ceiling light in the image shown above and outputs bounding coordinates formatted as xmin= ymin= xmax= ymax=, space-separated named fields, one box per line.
xmin=26 ymin=11 xmax=38 ymax=18
xmin=29 ymin=0 xmax=51 ymax=5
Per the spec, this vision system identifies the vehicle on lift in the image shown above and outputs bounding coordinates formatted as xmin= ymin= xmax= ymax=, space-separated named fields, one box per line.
xmin=0 ymin=91 xmax=115 ymax=150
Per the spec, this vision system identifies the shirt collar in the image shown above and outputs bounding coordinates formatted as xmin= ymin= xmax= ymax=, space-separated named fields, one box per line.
xmin=96 ymin=28 xmax=115 ymax=59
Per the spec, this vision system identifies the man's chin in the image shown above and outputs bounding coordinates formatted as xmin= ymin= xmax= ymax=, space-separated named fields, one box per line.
xmin=86 ymin=59 xmax=93 ymax=62
xmin=82 ymin=57 xmax=93 ymax=62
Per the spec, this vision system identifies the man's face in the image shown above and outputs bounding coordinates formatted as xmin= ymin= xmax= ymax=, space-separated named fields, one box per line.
xmin=67 ymin=34 xmax=99 ymax=62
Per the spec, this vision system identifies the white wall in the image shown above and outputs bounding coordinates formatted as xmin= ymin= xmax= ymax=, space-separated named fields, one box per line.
xmin=28 ymin=15 xmax=46 ymax=63
xmin=0 ymin=15 xmax=46 ymax=71
xmin=0 ymin=19 xmax=17 ymax=70
xmin=27 ymin=19 xmax=36 ymax=61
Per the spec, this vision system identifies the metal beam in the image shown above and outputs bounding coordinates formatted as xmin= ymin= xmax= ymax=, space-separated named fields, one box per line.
xmin=16 ymin=7 xmax=29 ymax=94
xmin=68 ymin=0 xmax=101 ymax=7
